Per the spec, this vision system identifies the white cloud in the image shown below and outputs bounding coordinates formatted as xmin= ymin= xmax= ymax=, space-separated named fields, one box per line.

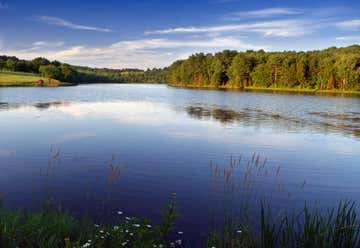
xmin=32 ymin=41 xmax=64 ymax=47
xmin=145 ymin=19 xmax=312 ymax=37
xmin=38 ymin=16 xmax=113 ymax=32
xmin=230 ymin=7 xmax=301 ymax=19
xmin=336 ymin=19 xmax=360 ymax=30
xmin=1 ymin=37 xmax=267 ymax=69
xmin=335 ymin=36 xmax=360 ymax=41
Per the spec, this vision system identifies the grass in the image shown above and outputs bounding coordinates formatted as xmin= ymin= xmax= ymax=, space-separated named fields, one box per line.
xmin=0 ymin=194 xmax=182 ymax=248
xmin=2 ymin=199 xmax=360 ymax=247
xmin=208 ymin=201 xmax=360 ymax=248
xmin=0 ymin=71 xmax=75 ymax=87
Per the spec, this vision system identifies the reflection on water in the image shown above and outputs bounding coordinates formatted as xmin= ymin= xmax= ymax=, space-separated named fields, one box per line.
xmin=185 ymin=105 xmax=360 ymax=139
xmin=0 ymin=84 xmax=359 ymax=245
xmin=0 ymin=101 xmax=69 ymax=111
xmin=1 ymin=100 xmax=360 ymax=139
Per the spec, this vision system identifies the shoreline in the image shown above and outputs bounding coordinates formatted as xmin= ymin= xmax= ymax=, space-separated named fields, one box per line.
xmin=168 ymin=84 xmax=360 ymax=97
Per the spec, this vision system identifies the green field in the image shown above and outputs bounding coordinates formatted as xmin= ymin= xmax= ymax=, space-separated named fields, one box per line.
xmin=0 ymin=71 xmax=72 ymax=87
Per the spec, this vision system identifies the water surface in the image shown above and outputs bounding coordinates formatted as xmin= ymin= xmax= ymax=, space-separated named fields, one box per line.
xmin=0 ymin=84 xmax=359 ymax=244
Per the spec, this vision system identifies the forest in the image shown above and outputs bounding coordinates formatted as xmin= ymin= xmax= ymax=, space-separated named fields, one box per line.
xmin=167 ymin=45 xmax=360 ymax=91
xmin=0 ymin=56 xmax=167 ymax=84
xmin=1 ymin=45 xmax=360 ymax=91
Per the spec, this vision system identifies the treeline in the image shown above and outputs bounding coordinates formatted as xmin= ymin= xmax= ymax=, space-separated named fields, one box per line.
xmin=0 ymin=56 xmax=167 ymax=84
xmin=2 ymin=45 xmax=360 ymax=90
xmin=167 ymin=45 xmax=360 ymax=91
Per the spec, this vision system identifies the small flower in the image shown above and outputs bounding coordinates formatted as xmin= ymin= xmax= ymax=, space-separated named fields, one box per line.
xmin=130 ymin=232 xmax=134 ymax=236
xmin=99 ymin=230 xmax=104 ymax=233
xmin=133 ymin=224 xmax=140 ymax=227
xmin=118 ymin=211 xmax=123 ymax=215
xmin=178 ymin=231 xmax=183 ymax=235
xmin=114 ymin=226 xmax=119 ymax=230
xmin=82 ymin=242 xmax=91 ymax=248
xmin=125 ymin=229 xmax=129 ymax=233
xmin=170 ymin=242 xmax=175 ymax=248
xmin=100 ymin=236 xmax=105 ymax=239
xmin=94 ymin=224 xmax=100 ymax=227
xmin=146 ymin=224 xmax=152 ymax=228
xmin=237 ymin=230 xmax=242 ymax=234
xmin=125 ymin=217 xmax=131 ymax=220
xmin=121 ymin=241 xmax=127 ymax=246
xmin=175 ymin=239 xmax=182 ymax=245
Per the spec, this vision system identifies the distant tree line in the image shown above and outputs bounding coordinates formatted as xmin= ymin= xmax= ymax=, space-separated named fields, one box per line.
xmin=167 ymin=45 xmax=360 ymax=91
xmin=0 ymin=56 xmax=167 ymax=84
xmin=1 ymin=45 xmax=360 ymax=90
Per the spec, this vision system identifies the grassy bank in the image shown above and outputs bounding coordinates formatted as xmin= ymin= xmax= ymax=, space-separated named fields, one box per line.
xmin=0 ymin=195 xmax=180 ymax=248
xmin=1 ymin=199 xmax=360 ymax=247
xmin=0 ymin=71 xmax=76 ymax=87
xmin=168 ymin=83 xmax=360 ymax=96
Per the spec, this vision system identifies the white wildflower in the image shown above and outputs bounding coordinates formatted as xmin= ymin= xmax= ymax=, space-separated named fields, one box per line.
xmin=82 ymin=242 xmax=91 ymax=248
xmin=133 ymin=224 xmax=140 ymax=227
xmin=118 ymin=211 xmax=123 ymax=215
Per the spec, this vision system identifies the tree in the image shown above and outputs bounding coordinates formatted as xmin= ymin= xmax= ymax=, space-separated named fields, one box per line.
xmin=39 ymin=65 xmax=62 ymax=79
xmin=5 ymin=58 xmax=18 ymax=71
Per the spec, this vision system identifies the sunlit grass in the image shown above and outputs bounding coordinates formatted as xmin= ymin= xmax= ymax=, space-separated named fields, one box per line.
xmin=0 ymin=71 xmax=72 ymax=87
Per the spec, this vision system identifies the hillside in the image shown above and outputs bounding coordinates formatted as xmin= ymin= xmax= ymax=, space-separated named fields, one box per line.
xmin=0 ymin=71 xmax=70 ymax=87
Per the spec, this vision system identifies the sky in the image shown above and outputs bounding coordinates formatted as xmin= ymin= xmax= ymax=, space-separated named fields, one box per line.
xmin=0 ymin=0 xmax=360 ymax=69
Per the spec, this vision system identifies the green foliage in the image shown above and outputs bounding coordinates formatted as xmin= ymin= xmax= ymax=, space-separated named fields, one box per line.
xmin=0 ymin=196 xmax=182 ymax=248
xmin=0 ymin=55 xmax=167 ymax=84
xmin=208 ymin=201 xmax=360 ymax=248
xmin=2 ymin=45 xmax=360 ymax=90
xmin=39 ymin=64 xmax=62 ymax=79
xmin=167 ymin=45 xmax=360 ymax=91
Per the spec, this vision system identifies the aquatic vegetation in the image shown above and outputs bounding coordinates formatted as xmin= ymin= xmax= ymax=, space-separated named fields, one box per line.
xmin=0 ymin=195 xmax=183 ymax=248
xmin=208 ymin=200 xmax=360 ymax=248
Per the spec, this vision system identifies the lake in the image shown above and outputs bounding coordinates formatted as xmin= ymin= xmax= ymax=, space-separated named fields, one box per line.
xmin=0 ymin=84 xmax=360 ymax=244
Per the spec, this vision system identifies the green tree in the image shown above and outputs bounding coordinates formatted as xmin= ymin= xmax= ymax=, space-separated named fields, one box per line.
xmin=39 ymin=65 xmax=62 ymax=79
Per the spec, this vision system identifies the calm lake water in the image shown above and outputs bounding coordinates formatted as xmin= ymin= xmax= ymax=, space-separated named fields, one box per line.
xmin=0 ymin=84 xmax=360 ymax=244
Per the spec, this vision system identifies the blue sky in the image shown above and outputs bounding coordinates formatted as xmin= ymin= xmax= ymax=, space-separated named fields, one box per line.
xmin=1 ymin=0 xmax=360 ymax=69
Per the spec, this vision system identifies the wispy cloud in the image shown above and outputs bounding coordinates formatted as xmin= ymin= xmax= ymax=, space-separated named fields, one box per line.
xmin=146 ymin=19 xmax=312 ymax=37
xmin=37 ymin=16 xmax=113 ymax=32
xmin=336 ymin=19 xmax=360 ymax=30
xmin=110 ymin=37 xmax=265 ymax=50
xmin=335 ymin=36 xmax=360 ymax=41
xmin=32 ymin=41 xmax=64 ymax=47
xmin=229 ymin=7 xmax=301 ymax=19
xmin=1 ymin=37 xmax=267 ymax=69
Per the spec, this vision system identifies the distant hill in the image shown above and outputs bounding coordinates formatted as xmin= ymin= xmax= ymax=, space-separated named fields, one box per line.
xmin=0 ymin=55 xmax=167 ymax=85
